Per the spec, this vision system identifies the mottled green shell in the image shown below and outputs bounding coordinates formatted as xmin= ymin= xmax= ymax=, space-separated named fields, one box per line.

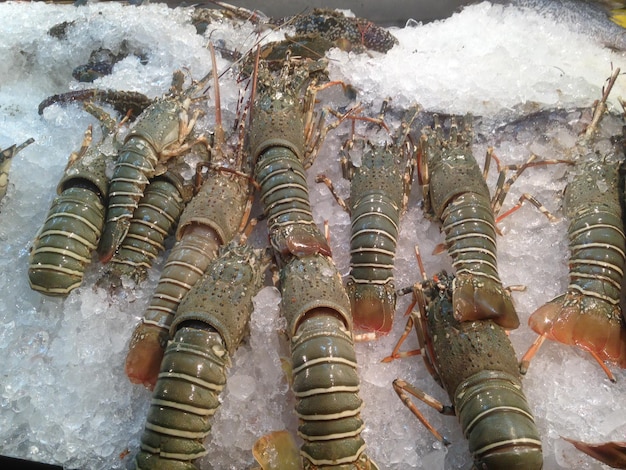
xmin=564 ymin=157 xmax=622 ymax=217
xmin=176 ymin=170 xmax=249 ymax=245
xmin=57 ymin=142 xmax=110 ymax=198
xmin=248 ymin=81 xmax=306 ymax=162
xmin=171 ymin=242 xmax=267 ymax=353
xmin=125 ymin=98 xmax=188 ymax=154
xmin=426 ymin=145 xmax=488 ymax=220
xmin=279 ymin=254 xmax=353 ymax=336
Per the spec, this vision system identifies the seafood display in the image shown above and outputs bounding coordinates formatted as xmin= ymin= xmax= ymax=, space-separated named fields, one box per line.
xmin=3 ymin=2 xmax=626 ymax=470
xmin=384 ymin=269 xmax=542 ymax=468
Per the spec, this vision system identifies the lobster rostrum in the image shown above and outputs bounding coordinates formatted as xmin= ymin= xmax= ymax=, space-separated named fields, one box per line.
xmin=521 ymin=69 xmax=626 ymax=381
xmin=249 ymin=53 xmax=378 ymax=469
xmin=97 ymin=70 xmax=211 ymax=263
xmin=134 ymin=238 xmax=270 ymax=470
xmin=316 ymin=103 xmax=418 ymax=338
xmin=418 ymin=115 xmax=520 ymax=330
xmin=385 ymin=268 xmax=543 ymax=469
xmin=0 ymin=137 xmax=34 ymax=204
xmin=125 ymin=46 xmax=255 ymax=390
xmin=28 ymin=113 xmax=116 ymax=296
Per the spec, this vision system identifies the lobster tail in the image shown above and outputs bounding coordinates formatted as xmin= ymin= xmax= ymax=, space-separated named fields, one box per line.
xmin=528 ymin=293 xmax=626 ymax=367
xmin=255 ymin=147 xmax=331 ymax=261
xmin=456 ymin=370 xmax=543 ymax=469
xmin=292 ymin=315 xmax=367 ymax=467
xmin=525 ymin=157 xmax=626 ymax=374
xmin=452 ymin=271 xmax=518 ymax=329
xmin=280 ymin=254 xmax=378 ymax=469
xmin=135 ymin=326 xmax=224 ymax=470
xmin=442 ymin=193 xmax=519 ymax=329
xmin=99 ymin=139 xmax=157 ymax=262
xmin=348 ymin=190 xmax=401 ymax=336
xmin=29 ymin=187 xmax=105 ymax=295
xmin=107 ymin=178 xmax=185 ymax=283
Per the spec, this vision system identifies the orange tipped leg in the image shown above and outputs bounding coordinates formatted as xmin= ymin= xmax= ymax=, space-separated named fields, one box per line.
xmin=124 ymin=323 xmax=168 ymax=390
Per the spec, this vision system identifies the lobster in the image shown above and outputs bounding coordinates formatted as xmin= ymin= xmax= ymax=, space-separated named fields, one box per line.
xmin=384 ymin=264 xmax=543 ymax=469
xmin=97 ymin=70 xmax=211 ymax=263
xmin=0 ymin=138 xmax=34 ymax=204
xmin=520 ymin=68 xmax=626 ymax=381
xmin=249 ymin=52 xmax=378 ymax=469
xmin=316 ymin=103 xmax=418 ymax=338
xmin=134 ymin=238 xmax=270 ymax=470
xmin=28 ymin=116 xmax=114 ymax=296
xmin=419 ymin=114 xmax=537 ymax=330
xmin=125 ymin=45 xmax=255 ymax=389
xmin=211 ymin=2 xmax=399 ymax=53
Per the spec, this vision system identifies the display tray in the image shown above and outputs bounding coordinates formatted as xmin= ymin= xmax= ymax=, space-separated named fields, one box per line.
xmin=1 ymin=1 xmax=626 ymax=469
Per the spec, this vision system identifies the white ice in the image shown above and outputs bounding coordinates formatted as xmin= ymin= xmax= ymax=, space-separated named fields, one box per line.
xmin=0 ymin=1 xmax=625 ymax=469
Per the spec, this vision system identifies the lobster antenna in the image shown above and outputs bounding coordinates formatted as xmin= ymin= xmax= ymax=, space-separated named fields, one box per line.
xmin=208 ymin=42 xmax=225 ymax=148
xmin=584 ymin=67 xmax=620 ymax=141
xmin=248 ymin=45 xmax=261 ymax=127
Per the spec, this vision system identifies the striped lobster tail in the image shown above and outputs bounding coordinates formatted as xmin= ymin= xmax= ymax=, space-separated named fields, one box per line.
xmin=347 ymin=190 xmax=400 ymax=334
xmin=565 ymin=203 xmax=624 ymax=305
xmin=29 ymin=128 xmax=109 ymax=296
xmin=455 ymin=370 xmax=543 ymax=468
xmin=255 ymin=146 xmax=330 ymax=260
xmin=108 ymin=178 xmax=185 ymax=282
xmin=528 ymin=158 xmax=626 ymax=368
xmin=280 ymin=255 xmax=379 ymax=470
xmin=135 ymin=326 xmax=226 ymax=470
xmin=292 ymin=315 xmax=368 ymax=467
xmin=441 ymin=193 xmax=498 ymax=285
xmin=29 ymin=187 xmax=105 ymax=296
xmin=99 ymin=136 xmax=159 ymax=260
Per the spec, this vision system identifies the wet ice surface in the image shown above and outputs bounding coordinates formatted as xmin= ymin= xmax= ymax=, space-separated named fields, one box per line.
xmin=1 ymin=1 xmax=626 ymax=469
